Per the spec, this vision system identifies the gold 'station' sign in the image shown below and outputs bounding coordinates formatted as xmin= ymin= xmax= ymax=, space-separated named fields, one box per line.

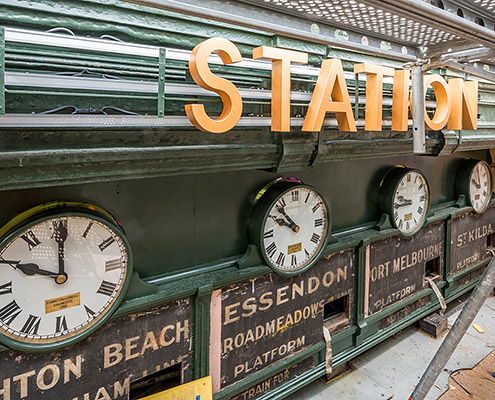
xmin=45 ymin=292 xmax=80 ymax=314
xmin=184 ymin=38 xmax=479 ymax=134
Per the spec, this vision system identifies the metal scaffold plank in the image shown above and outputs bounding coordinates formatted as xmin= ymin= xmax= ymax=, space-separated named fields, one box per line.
xmin=238 ymin=0 xmax=495 ymax=49
xmin=122 ymin=0 xmax=418 ymax=61
xmin=360 ymin=0 xmax=495 ymax=47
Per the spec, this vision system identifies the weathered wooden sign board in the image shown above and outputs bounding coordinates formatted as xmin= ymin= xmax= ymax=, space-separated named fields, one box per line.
xmin=0 ymin=299 xmax=192 ymax=400
xmin=377 ymin=295 xmax=431 ymax=331
xmin=366 ymin=222 xmax=444 ymax=316
xmin=455 ymin=264 xmax=487 ymax=288
xmin=228 ymin=357 xmax=315 ymax=400
xmin=210 ymin=250 xmax=355 ymax=391
xmin=450 ymin=207 xmax=494 ymax=275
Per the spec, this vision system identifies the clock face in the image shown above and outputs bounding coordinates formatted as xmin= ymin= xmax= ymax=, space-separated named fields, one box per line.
xmin=261 ymin=186 xmax=329 ymax=273
xmin=0 ymin=214 xmax=129 ymax=348
xmin=391 ymin=170 xmax=429 ymax=235
xmin=469 ymin=161 xmax=491 ymax=213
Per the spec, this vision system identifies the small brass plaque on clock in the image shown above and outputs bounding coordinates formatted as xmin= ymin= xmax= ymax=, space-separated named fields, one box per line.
xmin=288 ymin=243 xmax=302 ymax=254
xmin=45 ymin=292 xmax=81 ymax=314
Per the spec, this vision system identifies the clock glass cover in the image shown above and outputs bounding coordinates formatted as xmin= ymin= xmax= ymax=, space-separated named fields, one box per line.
xmin=0 ymin=212 xmax=131 ymax=349
xmin=468 ymin=160 xmax=491 ymax=213
xmin=388 ymin=169 xmax=429 ymax=235
xmin=249 ymin=179 xmax=330 ymax=274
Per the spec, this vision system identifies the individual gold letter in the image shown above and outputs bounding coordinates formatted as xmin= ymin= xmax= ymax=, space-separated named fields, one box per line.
xmin=303 ymin=59 xmax=356 ymax=132
xmin=159 ymin=325 xmax=176 ymax=346
xmin=0 ymin=378 xmax=10 ymax=400
xmin=36 ymin=365 xmax=60 ymax=391
xmin=448 ymin=78 xmax=478 ymax=130
xmin=392 ymin=69 xmax=410 ymax=131
xmin=185 ymin=38 xmax=243 ymax=133
xmin=124 ymin=336 xmax=140 ymax=360
xmin=224 ymin=302 xmax=240 ymax=325
xmin=422 ymin=74 xmax=451 ymax=130
xmin=252 ymin=46 xmax=308 ymax=131
xmin=103 ymin=343 xmax=123 ymax=369
xmin=12 ymin=371 xmax=35 ymax=399
xmin=114 ymin=378 xmax=130 ymax=398
xmin=354 ymin=63 xmax=395 ymax=131
xmin=64 ymin=356 xmax=82 ymax=384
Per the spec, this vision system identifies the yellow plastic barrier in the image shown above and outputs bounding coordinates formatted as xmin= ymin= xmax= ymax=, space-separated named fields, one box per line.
xmin=139 ymin=376 xmax=212 ymax=400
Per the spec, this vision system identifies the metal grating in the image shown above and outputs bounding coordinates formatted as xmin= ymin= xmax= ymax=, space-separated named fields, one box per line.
xmin=261 ymin=0 xmax=459 ymax=46
xmin=474 ymin=0 xmax=495 ymax=13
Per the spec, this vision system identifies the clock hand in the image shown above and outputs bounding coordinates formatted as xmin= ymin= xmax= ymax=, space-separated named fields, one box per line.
xmin=394 ymin=200 xmax=413 ymax=208
xmin=0 ymin=258 xmax=21 ymax=269
xmin=1 ymin=257 xmax=58 ymax=278
xmin=2 ymin=254 xmax=63 ymax=280
xmin=269 ymin=215 xmax=292 ymax=228
xmin=472 ymin=178 xmax=481 ymax=189
xmin=276 ymin=206 xmax=300 ymax=233
xmin=16 ymin=262 xmax=58 ymax=278
xmin=53 ymin=220 xmax=68 ymax=283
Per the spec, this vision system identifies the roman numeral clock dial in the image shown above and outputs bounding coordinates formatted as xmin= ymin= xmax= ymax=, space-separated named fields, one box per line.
xmin=455 ymin=159 xmax=492 ymax=214
xmin=380 ymin=167 xmax=430 ymax=236
xmin=0 ymin=209 xmax=132 ymax=350
xmin=248 ymin=179 xmax=330 ymax=275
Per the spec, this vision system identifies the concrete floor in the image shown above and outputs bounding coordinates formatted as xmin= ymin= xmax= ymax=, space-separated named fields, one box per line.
xmin=285 ymin=297 xmax=495 ymax=400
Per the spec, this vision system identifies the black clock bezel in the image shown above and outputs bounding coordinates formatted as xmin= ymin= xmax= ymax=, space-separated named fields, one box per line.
xmin=247 ymin=179 xmax=331 ymax=275
xmin=378 ymin=166 xmax=431 ymax=237
xmin=455 ymin=159 xmax=492 ymax=214
xmin=0 ymin=204 xmax=133 ymax=352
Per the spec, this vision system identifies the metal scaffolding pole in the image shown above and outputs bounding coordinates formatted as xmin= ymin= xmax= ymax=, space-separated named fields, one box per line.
xmin=412 ymin=65 xmax=426 ymax=154
xmin=410 ymin=255 xmax=495 ymax=400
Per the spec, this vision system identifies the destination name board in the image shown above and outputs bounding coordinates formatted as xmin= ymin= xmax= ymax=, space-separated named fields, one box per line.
xmin=377 ymin=295 xmax=432 ymax=331
xmin=366 ymin=222 xmax=444 ymax=316
xmin=450 ymin=206 xmax=495 ymax=275
xmin=185 ymin=38 xmax=478 ymax=134
xmin=209 ymin=250 xmax=354 ymax=391
xmin=0 ymin=300 xmax=192 ymax=400
xmin=228 ymin=357 xmax=314 ymax=400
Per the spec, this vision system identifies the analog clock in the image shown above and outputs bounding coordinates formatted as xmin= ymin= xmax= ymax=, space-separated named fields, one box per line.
xmin=455 ymin=159 xmax=492 ymax=214
xmin=248 ymin=178 xmax=330 ymax=275
xmin=0 ymin=209 xmax=132 ymax=351
xmin=379 ymin=167 xmax=430 ymax=236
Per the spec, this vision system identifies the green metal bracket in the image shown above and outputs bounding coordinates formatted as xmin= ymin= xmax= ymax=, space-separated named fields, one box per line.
xmin=235 ymin=244 xmax=264 ymax=270
xmin=272 ymin=131 xmax=318 ymax=172
xmin=122 ymin=271 xmax=158 ymax=301
xmin=454 ymin=194 xmax=468 ymax=208
xmin=157 ymin=48 xmax=166 ymax=117
xmin=193 ymin=283 xmax=213 ymax=380
xmin=374 ymin=213 xmax=394 ymax=231
xmin=0 ymin=27 xmax=4 ymax=115
xmin=308 ymin=129 xmax=323 ymax=166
